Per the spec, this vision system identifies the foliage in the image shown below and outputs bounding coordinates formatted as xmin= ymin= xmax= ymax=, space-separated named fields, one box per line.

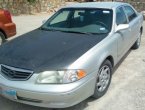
xmin=27 ymin=0 xmax=36 ymax=3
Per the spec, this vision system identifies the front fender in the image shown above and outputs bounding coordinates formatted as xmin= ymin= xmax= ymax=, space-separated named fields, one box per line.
xmin=68 ymin=34 xmax=118 ymax=75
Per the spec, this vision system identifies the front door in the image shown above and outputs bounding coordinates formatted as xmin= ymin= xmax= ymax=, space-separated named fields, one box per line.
xmin=116 ymin=6 xmax=130 ymax=57
xmin=123 ymin=5 xmax=140 ymax=46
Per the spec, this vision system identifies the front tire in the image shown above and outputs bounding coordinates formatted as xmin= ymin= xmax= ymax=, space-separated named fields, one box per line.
xmin=93 ymin=60 xmax=112 ymax=99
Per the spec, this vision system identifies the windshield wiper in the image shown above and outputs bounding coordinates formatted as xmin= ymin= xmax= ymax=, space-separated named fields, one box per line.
xmin=40 ymin=28 xmax=107 ymax=35
xmin=59 ymin=30 xmax=94 ymax=35
xmin=39 ymin=27 xmax=59 ymax=32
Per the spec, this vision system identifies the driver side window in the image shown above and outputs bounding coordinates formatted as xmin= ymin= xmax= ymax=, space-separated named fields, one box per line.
xmin=116 ymin=7 xmax=128 ymax=25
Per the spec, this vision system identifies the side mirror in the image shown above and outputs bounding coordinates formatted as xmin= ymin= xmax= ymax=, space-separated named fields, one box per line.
xmin=42 ymin=20 xmax=47 ymax=24
xmin=116 ymin=24 xmax=129 ymax=32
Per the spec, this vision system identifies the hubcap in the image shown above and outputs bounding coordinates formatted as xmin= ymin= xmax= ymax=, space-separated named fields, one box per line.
xmin=97 ymin=65 xmax=110 ymax=92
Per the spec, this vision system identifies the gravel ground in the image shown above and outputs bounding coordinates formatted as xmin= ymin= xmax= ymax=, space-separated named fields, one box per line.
xmin=0 ymin=14 xmax=145 ymax=110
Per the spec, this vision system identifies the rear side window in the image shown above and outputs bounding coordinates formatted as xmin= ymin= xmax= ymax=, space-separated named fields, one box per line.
xmin=124 ymin=6 xmax=137 ymax=22
xmin=116 ymin=7 xmax=127 ymax=25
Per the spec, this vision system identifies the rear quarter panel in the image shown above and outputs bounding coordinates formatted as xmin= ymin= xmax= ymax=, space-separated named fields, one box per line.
xmin=0 ymin=10 xmax=16 ymax=37
xmin=0 ymin=10 xmax=10 ymax=24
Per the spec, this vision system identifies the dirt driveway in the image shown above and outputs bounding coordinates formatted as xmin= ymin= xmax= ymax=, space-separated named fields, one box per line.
xmin=0 ymin=14 xmax=145 ymax=110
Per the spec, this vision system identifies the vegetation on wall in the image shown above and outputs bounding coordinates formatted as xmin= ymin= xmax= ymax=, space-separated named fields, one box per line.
xmin=27 ymin=0 xmax=36 ymax=3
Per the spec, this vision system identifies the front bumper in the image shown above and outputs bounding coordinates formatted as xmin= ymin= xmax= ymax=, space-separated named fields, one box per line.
xmin=0 ymin=72 xmax=96 ymax=108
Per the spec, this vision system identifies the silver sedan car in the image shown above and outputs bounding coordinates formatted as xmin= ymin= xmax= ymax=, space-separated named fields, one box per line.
xmin=0 ymin=2 xmax=144 ymax=108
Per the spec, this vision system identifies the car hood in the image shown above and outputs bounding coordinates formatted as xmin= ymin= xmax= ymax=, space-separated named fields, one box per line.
xmin=0 ymin=29 xmax=108 ymax=73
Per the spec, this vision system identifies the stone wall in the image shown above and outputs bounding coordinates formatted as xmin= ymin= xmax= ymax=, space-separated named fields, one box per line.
xmin=0 ymin=0 xmax=65 ymax=15
xmin=0 ymin=0 xmax=145 ymax=15
xmin=72 ymin=0 xmax=145 ymax=12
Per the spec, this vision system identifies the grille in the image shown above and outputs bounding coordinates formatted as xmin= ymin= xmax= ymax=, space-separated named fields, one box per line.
xmin=1 ymin=65 xmax=33 ymax=81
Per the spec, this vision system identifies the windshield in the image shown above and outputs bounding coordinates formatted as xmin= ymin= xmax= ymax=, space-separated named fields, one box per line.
xmin=41 ymin=8 xmax=113 ymax=34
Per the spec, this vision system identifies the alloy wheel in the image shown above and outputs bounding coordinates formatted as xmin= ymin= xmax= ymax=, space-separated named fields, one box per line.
xmin=97 ymin=65 xmax=111 ymax=92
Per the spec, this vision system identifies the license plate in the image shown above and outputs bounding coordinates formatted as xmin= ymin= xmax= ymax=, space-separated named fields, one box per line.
xmin=2 ymin=89 xmax=17 ymax=99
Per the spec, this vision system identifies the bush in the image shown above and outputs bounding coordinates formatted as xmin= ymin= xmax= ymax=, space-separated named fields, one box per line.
xmin=27 ymin=0 xmax=36 ymax=3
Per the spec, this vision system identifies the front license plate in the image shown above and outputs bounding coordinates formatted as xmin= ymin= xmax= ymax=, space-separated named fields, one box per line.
xmin=2 ymin=88 xmax=17 ymax=99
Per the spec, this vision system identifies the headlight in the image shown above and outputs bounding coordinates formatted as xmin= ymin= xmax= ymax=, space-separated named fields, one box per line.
xmin=36 ymin=70 xmax=86 ymax=84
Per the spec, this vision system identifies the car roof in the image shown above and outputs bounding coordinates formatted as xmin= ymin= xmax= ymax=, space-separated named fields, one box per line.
xmin=65 ymin=2 xmax=129 ymax=9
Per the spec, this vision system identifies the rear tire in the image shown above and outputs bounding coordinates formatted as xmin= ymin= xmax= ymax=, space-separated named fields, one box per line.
xmin=93 ymin=60 xmax=112 ymax=99
xmin=132 ymin=31 xmax=141 ymax=49
xmin=0 ymin=31 xmax=6 ymax=45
